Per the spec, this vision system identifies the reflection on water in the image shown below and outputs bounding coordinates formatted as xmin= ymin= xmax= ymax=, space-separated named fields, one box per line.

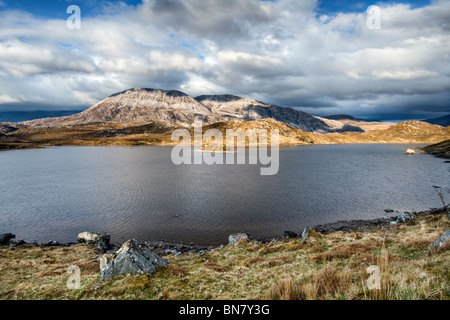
xmin=0 ymin=144 xmax=448 ymax=245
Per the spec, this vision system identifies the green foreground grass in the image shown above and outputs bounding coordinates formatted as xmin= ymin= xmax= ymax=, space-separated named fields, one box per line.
xmin=0 ymin=212 xmax=449 ymax=300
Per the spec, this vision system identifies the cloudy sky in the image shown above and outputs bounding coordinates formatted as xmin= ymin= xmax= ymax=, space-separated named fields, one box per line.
xmin=0 ymin=0 xmax=448 ymax=121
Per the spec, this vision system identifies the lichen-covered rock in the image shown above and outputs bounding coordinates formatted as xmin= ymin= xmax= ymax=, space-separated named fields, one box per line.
xmin=100 ymin=239 xmax=167 ymax=281
xmin=431 ymin=230 xmax=450 ymax=249
xmin=77 ymin=232 xmax=110 ymax=253
xmin=0 ymin=233 xmax=15 ymax=245
xmin=228 ymin=233 xmax=251 ymax=244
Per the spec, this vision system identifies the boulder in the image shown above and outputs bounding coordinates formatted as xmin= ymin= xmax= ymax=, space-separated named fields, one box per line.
xmin=431 ymin=231 xmax=450 ymax=249
xmin=393 ymin=212 xmax=415 ymax=224
xmin=78 ymin=232 xmax=110 ymax=253
xmin=406 ymin=149 xmax=416 ymax=155
xmin=228 ymin=233 xmax=251 ymax=244
xmin=164 ymin=249 xmax=182 ymax=256
xmin=301 ymin=228 xmax=309 ymax=240
xmin=100 ymin=239 xmax=167 ymax=281
xmin=284 ymin=231 xmax=298 ymax=239
xmin=0 ymin=233 xmax=15 ymax=245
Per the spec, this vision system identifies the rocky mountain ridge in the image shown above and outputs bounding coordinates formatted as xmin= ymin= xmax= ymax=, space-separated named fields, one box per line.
xmin=23 ymin=88 xmax=363 ymax=134
xmin=196 ymin=95 xmax=362 ymax=133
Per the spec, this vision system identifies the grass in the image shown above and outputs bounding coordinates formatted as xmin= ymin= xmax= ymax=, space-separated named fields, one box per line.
xmin=0 ymin=212 xmax=448 ymax=300
xmin=2 ymin=120 xmax=449 ymax=151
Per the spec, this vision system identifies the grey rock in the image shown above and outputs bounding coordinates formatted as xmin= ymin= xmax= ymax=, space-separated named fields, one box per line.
xmin=46 ymin=240 xmax=59 ymax=246
xmin=394 ymin=212 xmax=415 ymax=224
xmin=100 ymin=239 xmax=167 ymax=281
xmin=301 ymin=228 xmax=309 ymax=240
xmin=431 ymin=231 xmax=450 ymax=249
xmin=284 ymin=231 xmax=298 ymax=239
xmin=12 ymin=239 xmax=26 ymax=246
xmin=77 ymin=232 xmax=110 ymax=253
xmin=268 ymin=239 xmax=279 ymax=247
xmin=0 ymin=233 xmax=15 ymax=245
xmin=228 ymin=233 xmax=251 ymax=244
xmin=164 ymin=249 xmax=182 ymax=256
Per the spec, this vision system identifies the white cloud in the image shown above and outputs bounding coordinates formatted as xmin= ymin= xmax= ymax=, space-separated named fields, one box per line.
xmin=217 ymin=50 xmax=282 ymax=71
xmin=371 ymin=69 xmax=439 ymax=80
xmin=149 ymin=51 xmax=203 ymax=72
xmin=0 ymin=95 xmax=20 ymax=104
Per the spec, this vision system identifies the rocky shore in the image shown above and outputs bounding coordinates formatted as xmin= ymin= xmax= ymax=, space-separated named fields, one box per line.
xmin=2 ymin=206 xmax=446 ymax=251
xmin=1 ymin=207 xmax=449 ymax=300
xmin=418 ymin=139 xmax=450 ymax=158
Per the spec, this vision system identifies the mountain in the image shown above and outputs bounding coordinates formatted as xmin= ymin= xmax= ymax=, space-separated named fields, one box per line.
xmin=24 ymin=88 xmax=220 ymax=127
xmin=195 ymin=95 xmax=363 ymax=133
xmin=423 ymin=114 xmax=450 ymax=127
xmin=23 ymin=89 xmax=364 ymax=134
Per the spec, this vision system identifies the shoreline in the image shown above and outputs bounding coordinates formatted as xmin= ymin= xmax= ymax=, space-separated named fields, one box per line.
xmin=1 ymin=120 xmax=449 ymax=151
xmin=3 ymin=206 xmax=446 ymax=254
xmin=0 ymin=140 xmax=442 ymax=152
xmin=1 ymin=207 xmax=448 ymax=300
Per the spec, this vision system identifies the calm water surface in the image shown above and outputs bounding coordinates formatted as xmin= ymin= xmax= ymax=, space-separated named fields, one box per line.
xmin=0 ymin=145 xmax=448 ymax=245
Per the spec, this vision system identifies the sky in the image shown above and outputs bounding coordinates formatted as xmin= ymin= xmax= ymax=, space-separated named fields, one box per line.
xmin=0 ymin=0 xmax=448 ymax=121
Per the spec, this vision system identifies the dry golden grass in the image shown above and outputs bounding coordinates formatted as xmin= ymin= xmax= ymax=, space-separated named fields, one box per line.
xmin=2 ymin=120 xmax=449 ymax=150
xmin=0 ymin=212 xmax=448 ymax=300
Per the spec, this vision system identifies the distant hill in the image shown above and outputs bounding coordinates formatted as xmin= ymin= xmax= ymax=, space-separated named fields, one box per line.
xmin=423 ymin=114 xmax=450 ymax=127
xmin=23 ymin=88 xmax=363 ymax=134
xmin=309 ymin=121 xmax=450 ymax=144
xmin=372 ymin=121 xmax=448 ymax=137
xmin=324 ymin=114 xmax=372 ymax=122
xmin=323 ymin=114 xmax=395 ymax=131
xmin=0 ymin=110 xmax=82 ymax=123
xmin=419 ymin=139 xmax=450 ymax=158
